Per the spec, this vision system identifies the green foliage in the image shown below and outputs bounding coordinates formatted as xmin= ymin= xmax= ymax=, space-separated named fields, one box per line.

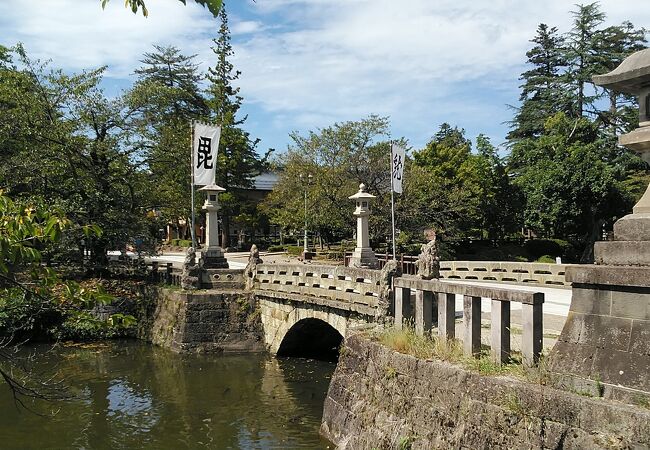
xmin=0 ymin=192 xmax=134 ymax=343
xmin=406 ymin=126 xmax=519 ymax=240
xmin=101 ymin=0 xmax=222 ymax=17
xmin=0 ymin=45 xmax=155 ymax=267
xmin=262 ymin=115 xmax=392 ymax=245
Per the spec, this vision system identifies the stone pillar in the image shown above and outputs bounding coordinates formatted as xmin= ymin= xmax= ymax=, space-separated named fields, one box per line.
xmin=198 ymin=185 xmax=229 ymax=269
xmin=550 ymin=49 xmax=650 ymax=394
xmin=347 ymin=184 xmax=379 ymax=269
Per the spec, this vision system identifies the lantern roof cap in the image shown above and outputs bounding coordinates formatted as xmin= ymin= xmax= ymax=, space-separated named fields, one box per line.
xmin=593 ymin=48 xmax=650 ymax=94
xmin=198 ymin=184 xmax=226 ymax=192
xmin=348 ymin=183 xmax=376 ymax=200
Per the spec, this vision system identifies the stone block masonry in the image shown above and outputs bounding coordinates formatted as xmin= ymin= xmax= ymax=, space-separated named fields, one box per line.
xmin=138 ymin=287 xmax=264 ymax=353
xmin=321 ymin=335 xmax=650 ymax=450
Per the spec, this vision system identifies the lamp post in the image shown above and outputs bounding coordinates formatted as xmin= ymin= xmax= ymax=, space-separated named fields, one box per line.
xmin=299 ymin=173 xmax=313 ymax=258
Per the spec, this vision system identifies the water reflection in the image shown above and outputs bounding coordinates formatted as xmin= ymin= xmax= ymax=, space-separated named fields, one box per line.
xmin=0 ymin=341 xmax=335 ymax=449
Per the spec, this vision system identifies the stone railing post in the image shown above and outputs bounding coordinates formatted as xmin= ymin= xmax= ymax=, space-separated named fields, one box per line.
xmin=414 ymin=289 xmax=434 ymax=335
xmin=394 ymin=286 xmax=412 ymax=330
xmin=165 ymin=262 xmax=173 ymax=285
xmin=522 ymin=294 xmax=544 ymax=366
xmin=438 ymin=293 xmax=455 ymax=341
xmin=490 ymin=299 xmax=511 ymax=364
xmin=463 ymin=295 xmax=481 ymax=356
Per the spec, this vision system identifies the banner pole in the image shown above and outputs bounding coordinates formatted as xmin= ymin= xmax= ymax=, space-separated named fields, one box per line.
xmin=190 ymin=120 xmax=197 ymax=249
xmin=390 ymin=141 xmax=397 ymax=260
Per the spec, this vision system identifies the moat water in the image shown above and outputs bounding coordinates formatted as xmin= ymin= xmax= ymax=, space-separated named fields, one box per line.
xmin=0 ymin=341 xmax=335 ymax=449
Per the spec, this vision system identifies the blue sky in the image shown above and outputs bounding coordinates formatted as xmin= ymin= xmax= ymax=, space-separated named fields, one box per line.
xmin=1 ymin=0 xmax=648 ymax=156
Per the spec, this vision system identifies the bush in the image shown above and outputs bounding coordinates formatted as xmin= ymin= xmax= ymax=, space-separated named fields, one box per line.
xmin=287 ymin=245 xmax=303 ymax=256
xmin=267 ymin=245 xmax=286 ymax=252
xmin=536 ymin=254 xmax=556 ymax=264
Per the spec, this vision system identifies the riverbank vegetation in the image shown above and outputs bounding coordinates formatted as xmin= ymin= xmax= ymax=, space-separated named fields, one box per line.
xmin=373 ymin=326 xmax=552 ymax=384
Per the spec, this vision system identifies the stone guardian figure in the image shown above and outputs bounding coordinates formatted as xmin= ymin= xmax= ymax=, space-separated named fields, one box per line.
xmin=244 ymin=244 xmax=263 ymax=291
xmin=416 ymin=233 xmax=440 ymax=280
xmin=181 ymin=247 xmax=202 ymax=290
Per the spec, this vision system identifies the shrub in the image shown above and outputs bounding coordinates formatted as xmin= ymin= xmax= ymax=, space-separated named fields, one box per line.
xmin=267 ymin=245 xmax=286 ymax=252
xmin=536 ymin=254 xmax=556 ymax=264
xmin=287 ymin=245 xmax=303 ymax=256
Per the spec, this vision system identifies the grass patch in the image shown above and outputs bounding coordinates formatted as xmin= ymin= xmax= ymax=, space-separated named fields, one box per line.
xmin=374 ymin=325 xmax=552 ymax=384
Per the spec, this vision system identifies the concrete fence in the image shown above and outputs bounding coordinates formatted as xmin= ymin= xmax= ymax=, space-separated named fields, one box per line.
xmin=254 ymin=263 xmax=383 ymax=308
xmin=440 ymin=261 xmax=568 ymax=286
xmin=393 ymin=275 xmax=545 ymax=366
xmin=349 ymin=253 xmax=570 ymax=287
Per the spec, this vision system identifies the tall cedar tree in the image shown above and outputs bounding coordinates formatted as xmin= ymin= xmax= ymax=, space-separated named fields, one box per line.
xmin=565 ymin=2 xmax=606 ymax=119
xmin=130 ymin=45 xmax=208 ymax=233
xmin=207 ymin=3 xmax=267 ymax=247
xmin=508 ymin=24 xmax=567 ymax=140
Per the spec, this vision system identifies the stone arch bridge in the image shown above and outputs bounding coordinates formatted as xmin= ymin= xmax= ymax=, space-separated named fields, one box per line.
xmin=252 ymin=264 xmax=388 ymax=359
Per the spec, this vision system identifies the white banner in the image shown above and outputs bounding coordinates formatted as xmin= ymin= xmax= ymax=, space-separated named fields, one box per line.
xmin=391 ymin=143 xmax=405 ymax=194
xmin=193 ymin=122 xmax=221 ymax=186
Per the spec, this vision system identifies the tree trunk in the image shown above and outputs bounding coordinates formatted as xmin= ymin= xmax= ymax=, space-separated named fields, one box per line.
xmin=580 ymin=216 xmax=605 ymax=263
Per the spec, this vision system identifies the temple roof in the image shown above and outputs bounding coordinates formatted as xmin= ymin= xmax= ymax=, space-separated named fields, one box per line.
xmin=593 ymin=48 xmax=650 ymax=94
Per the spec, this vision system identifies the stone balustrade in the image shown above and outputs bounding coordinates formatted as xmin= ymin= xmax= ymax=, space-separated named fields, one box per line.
xmin=393 ymin=275 xmax=545 ymax=366
xmin=439 ymin=261 xmax=568 ymax=286
xmin=254 ymin=263 xmax=383 ymax=309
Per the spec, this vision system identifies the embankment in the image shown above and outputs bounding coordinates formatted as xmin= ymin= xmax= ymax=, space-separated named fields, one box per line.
xmin=321 ymin=334 xmax=650 ymax=449
xmin=137 ymin=287 xmax=265 ymax=353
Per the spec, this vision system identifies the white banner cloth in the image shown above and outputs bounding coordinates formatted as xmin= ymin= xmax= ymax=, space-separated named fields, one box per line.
xmin=193 ymin=122 xmax=221 ymax=186
xmin=391 ymin=144 xmax=405 ymax=194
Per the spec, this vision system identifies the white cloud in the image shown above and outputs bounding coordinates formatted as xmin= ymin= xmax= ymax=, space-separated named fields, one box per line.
xmin=0 ymin=0 xmax=216 ymax=78
xmin=0 ymin=0 xmax=648 ymax=151
xmin=231 ymin=20 xmax=264 ymax=35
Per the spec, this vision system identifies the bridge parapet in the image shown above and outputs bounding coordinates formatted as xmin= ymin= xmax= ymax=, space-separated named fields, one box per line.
xmin=440 ymin=261 xmax=568 ymax=286
xmin=254 ymin=263 xmax=382 ymax=307
xmin=393 ymin=275 xmax=545 ymax=366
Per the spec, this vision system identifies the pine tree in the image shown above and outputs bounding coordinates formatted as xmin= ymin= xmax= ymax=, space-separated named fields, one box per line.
xmin=129 ymin=46 xmax=208 ymax=234
xmin=565 ymin=2 xmax=606 ymax=119
xmin=206 ymin=3 xmax=268 ymax=247
xmin=134 ymin=45 xmax=208 ymax=120
xmin=508 ymin=24 xmax=567 ymax=140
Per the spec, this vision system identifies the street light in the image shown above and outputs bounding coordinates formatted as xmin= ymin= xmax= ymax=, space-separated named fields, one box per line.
xmin=299 ymin=173 xmax=313 ymax=257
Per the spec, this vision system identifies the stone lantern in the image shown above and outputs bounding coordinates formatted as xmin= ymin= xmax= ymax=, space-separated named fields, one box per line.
xmin=549 ymin=48 xmax=650 ymax=394
xmin=592 ymin=49 xmax=650 ymax=264
xmin=593 ymin=48 xmax=650 ymax=215
xmin=198 ymin=184 xmax=228 ymax=269
xmin=348 ymin=183 xmax=379 ymax=269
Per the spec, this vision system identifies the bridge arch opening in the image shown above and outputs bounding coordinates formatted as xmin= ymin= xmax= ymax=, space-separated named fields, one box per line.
xmin=277 ymin=318 xmax=343 ymax=362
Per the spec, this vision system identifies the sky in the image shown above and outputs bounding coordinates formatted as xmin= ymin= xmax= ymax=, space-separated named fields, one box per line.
xmin=1 ymin=0 xmax=648 ymax=155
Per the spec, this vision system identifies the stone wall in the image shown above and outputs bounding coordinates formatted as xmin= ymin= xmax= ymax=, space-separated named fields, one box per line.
xmin=138 ymin=287 xmax=264 ymax=353
xmin=321 ymin=334 xmax=650 ymax=450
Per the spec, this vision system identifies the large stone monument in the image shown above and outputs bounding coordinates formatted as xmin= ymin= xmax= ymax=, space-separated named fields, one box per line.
xmin=348 ymin=184 xmax=379 ymax=269
xmin=198 ymin=184 xmax=229 ymax=269
xmin=550 ymin=49 xmax=650 ymax=397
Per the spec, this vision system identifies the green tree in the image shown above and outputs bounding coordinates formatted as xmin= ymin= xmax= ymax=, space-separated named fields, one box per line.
xmin=262 ymin=116 xmax=393 ymax=246
xmin=565 ymin=2 xmax=607 ymax=118
xmin=0 ymin=45 xmax=149 ymax=267
xmin=128 ymin=45 xmax=208 ymax=234
xmin=508 ymin=24 xmax=568 ymax=140
xmin=0 ymin=193 xmax=138 ymax=404
xmin=509 ymin=113 xmax=634 ymax=259
xmin=207 ymin=4 xmax=268 ymax=247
